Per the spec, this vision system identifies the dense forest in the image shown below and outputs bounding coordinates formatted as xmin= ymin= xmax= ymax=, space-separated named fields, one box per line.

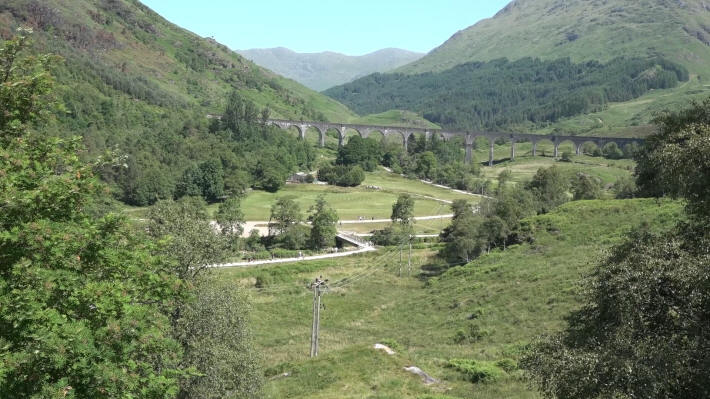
xmin=325 ymin=57 xmax=689 ymax=130
xmin=0 ymin=0 xmax=346 ymax=206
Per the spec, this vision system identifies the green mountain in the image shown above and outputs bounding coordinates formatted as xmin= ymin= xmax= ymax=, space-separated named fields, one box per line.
xmin=326 ymin=55 xmax=689 ymax=132
xmin=400 ymin=0 xmax=710 ymax=76
xmin=0 ymin=0 xmax=366 ymax=206
xmin=237 ymin=47 xmax=423 ymax=91
xmin=343 ymin=0 xmax=710 ymax=135
xmin=0 ymin=0 xmax=355 ymax=122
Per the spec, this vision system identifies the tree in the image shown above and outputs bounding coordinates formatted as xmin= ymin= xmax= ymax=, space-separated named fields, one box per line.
xmin=318 ymin=164 xmax=365 ymax=187
xmin=308 ymin=196 xmax=338 ymax=249
xmin=571 ymin=173 xmax=603 ymax=200
xmin=175 ymin=164 xmax=204 ymax=199
xmin=253 ymin=155 xmax=287 ymax=193
xmin=222 ymin=90 xmax=258 ymax=137
xmin=215 ymin=196 xmax=245 ymax=247
xmin=521 ymin=230 xmax=710 ymax=399
xmin=177 ymin=276 xmax=263 ymax=399
xmin=198 ymin=159 xmax=224 ymax=203
xmin=308 ymin=196 xmax=339 ymax=250
xmin=482 ymin=215 xmax=510 ymax=251
xmin=147 ymin=197 xmax=228 ymax=281
xmin=175 ymin=161 xmax=225 ymax=203
xmin=391 ymin=193 xmax=415 ymax=227
xmin=415 ymin=151 xmax=437 ymax=179
xmin=0 ymin=30 xmax=185 ymax=398
xmin=522 ymin=99 xmax=710 ymax=399
xmin=0 ymin=28 xmax=57 ymax=140
xmin=440 ymin=200 xmax=484 ymax=263
xmin=245 ymin=229 xmax=264 ymax=252
xmin=612 ymin=175 xmax=637 ymax=199
xmin=336 ymin=135 xmax=382 ymax=171
xmin=527 ymin=166 xmax=570 ymax=213
xmin=496 ymin=169 xmax=513 ymax=195
xmin=602 ymin=142 xmax=624 ymax=159
xmin=278 ymin=224 xmax=310 ymax=250
xmin=121 ymin=159 xmax=175 ymax=206
xmin=269 ymin=196 xmax=302 ymax=236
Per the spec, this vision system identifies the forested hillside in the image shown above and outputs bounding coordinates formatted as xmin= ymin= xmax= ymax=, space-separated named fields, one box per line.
xmin=328 ymin=0 xmax=710 ymax=135
xmin=326 ymin=57 xmax=688 ymax=131
xmin=0 ymin=0 xmax=357 ymax=205
xmin=237 ymin=47 xmax=423 ymax=91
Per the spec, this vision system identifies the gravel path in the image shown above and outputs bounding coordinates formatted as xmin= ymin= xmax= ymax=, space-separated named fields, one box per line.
xmin=209 ymin=245 xmax=376 ymax=268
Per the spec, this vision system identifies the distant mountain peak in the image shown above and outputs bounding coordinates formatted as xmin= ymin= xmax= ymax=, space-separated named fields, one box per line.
xmin=237 ymin=47 xmax=423 ymax=91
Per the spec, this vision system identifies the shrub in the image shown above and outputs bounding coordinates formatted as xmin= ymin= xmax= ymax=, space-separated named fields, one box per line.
xmin=254 ymin=275 xmax=273 ymax=288
xmin=560 ymin=151 xmax=572 ymax=162
xmin=317 ymin=164 xmax=365 ymax=187
xmin=452 ymin=322 xmax=488 ymax=344
xmin=446 ymin=359 xmax=505 ymax=383
xmin=613 ymin=176 xmax=637 ymax=199
xmin=495 ymin=358 xmax=518 ymax=373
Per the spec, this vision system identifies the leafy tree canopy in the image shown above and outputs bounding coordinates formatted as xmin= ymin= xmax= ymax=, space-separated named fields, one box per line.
xmin=0 ymin=30 xmax=185 ymax=398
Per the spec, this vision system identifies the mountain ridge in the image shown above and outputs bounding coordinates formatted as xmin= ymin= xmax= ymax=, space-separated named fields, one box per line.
xmin=238 ymin=47 xmax=423 ymax=91
xmin=399 ymin=0 xmax=710 ymax=76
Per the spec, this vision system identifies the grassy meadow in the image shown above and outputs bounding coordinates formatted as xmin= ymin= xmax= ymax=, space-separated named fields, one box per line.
xmin=220 ymin=199 xmax=682 ymax=398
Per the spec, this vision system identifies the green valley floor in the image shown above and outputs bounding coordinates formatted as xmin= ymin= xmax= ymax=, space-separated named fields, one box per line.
xmin=218 ymin=198 xmax=681 ymax=398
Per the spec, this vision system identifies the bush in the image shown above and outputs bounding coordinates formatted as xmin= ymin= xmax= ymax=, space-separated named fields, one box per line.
xmin=495 ymin=358 xmax=518 ymax=373
xmin=446 ymin=359 xmax=505 ymax=383
xmin=254 ymin=275 xmax=273 ymax=288
xmin=453 ymin=322 xmax=488 ymax=343
xmin=613 ymin=176 xmax=637 ymax=199
xmin=277 ymin=224 xmax=310 ymax=250
xmin=317 ymin=164 xmax=365 ymax=187
xmin=560 ymin=151 xmax=572 ymax=162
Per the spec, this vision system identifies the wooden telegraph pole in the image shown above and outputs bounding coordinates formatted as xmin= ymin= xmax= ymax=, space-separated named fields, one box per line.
xmin=408 ymin=235 xmax=412 ymax=276
xmin=309 ymin=276 xmax=328 ymax=357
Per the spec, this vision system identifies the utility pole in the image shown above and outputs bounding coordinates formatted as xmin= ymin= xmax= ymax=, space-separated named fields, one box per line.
xmin=309 ymin=276 xmax=328 ymax=357
xmin=408 ymin=235 xmax=412 ymax=276
xmin=399 ymin=242 xmax=403 ymax=277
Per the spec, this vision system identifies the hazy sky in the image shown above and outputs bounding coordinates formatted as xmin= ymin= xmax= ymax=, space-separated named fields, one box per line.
xmin=139 ymin=0 xmax=511 ymax=55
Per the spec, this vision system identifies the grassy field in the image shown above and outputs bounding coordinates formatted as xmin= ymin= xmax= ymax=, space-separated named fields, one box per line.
xmin=477 ymin=154 xmax=635 ymax=186
xmin=209 ymin=168 xmax=476 ymax=221
xmin=219 ymin=199 xmax=682 ymax=398
xmin=232 ymin=185 xmax=448 ymax=221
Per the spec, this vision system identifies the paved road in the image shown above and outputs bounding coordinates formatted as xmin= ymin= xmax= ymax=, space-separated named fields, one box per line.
xmin=209 ymin=244 xmax=377 ymax=268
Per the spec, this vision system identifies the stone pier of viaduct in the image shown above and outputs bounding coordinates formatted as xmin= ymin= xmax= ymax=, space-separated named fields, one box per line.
xmin=267 ymin=119 xmax=643 ymax=166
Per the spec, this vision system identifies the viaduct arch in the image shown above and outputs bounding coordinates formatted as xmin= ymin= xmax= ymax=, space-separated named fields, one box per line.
xmin=266 ymin=119 xmax=643 ymax=166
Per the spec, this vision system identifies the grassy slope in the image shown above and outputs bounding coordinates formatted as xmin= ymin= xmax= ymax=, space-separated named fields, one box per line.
xmin=348 ymin=110 xmax=441 ymax=129
xmin=402 ymin=0 xmax=710 ymax=75
xmin=394 ymin=0 xmax=710 ymax=136
xmin=220 ymin=199 xmax=682 ymax=398
xmin=472 ymin=141 xmax=635 ymax=186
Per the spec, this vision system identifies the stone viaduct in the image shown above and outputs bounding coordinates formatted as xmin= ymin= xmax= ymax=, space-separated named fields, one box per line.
xmin=267 ymin=119 xmax=643 ymax=166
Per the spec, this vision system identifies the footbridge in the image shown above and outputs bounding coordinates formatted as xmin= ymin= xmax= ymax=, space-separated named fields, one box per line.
xmin=267 ymin=119 xmax=644 ymax=166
